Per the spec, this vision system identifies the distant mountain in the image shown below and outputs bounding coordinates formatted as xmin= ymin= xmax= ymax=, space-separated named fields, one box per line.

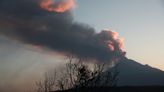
xmin=116 ymin=58 xmax=164 ymax=86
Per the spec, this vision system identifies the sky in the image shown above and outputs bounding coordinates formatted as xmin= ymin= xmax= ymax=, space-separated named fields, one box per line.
xmin=0 ymin=0 xmax=164 ymax=92
xmin=74 ymin=0 xmax=164 ymax=70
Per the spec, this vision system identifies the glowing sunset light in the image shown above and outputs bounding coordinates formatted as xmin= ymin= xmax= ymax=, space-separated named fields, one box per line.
xmin=40 ymin=0 xmax=76 ymax=13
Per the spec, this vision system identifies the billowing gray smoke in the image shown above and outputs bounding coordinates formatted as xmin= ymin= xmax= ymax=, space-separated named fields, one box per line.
xmin=0 ymin=0 xmax=125 ymax=62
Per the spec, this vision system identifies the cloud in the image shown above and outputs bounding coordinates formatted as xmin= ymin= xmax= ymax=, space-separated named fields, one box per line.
xmin=0 ymin=0 xmax=125 ymax=62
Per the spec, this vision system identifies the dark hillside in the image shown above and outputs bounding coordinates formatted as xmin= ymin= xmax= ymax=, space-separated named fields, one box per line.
xmin=117 ymin=58 xmax=164 ymax=86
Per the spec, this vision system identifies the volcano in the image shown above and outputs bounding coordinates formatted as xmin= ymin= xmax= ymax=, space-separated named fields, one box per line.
xmin=116 ymin=58 xmax=164 ymax=86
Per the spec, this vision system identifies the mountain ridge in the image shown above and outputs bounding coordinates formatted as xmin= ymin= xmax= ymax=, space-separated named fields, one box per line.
xmin=116 ymin=58 xmax=164 ymax=86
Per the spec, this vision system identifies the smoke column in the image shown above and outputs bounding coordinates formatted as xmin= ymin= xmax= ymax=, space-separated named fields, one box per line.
xmin=0 ymin=0 xmax=125 ymax=62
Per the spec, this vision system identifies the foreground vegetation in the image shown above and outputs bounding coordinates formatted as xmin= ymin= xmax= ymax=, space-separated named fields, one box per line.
xmin=35 ymin=56 xmax=119 ymax=92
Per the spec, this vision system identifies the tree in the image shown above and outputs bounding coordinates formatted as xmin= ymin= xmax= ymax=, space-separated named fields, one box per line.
xmin=35 ymin=56 xmax=119 ymax=92
xmin=36 ymin=70 xmax=57 ymax=92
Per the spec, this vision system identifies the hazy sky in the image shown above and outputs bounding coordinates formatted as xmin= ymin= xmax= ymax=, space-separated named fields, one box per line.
xmin=0 ymin=0 xmax=164 ymax=92
xmin=74 ymin=0 xmax=164 ymax=70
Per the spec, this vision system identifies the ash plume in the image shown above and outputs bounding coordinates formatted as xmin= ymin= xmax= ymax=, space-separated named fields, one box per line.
xmin=0 ymin=0 xmax=125 ymax=62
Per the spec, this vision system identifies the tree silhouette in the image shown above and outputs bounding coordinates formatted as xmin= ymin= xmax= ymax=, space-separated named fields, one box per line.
xmin=36 ymin=56 xmax=119 ymax=92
